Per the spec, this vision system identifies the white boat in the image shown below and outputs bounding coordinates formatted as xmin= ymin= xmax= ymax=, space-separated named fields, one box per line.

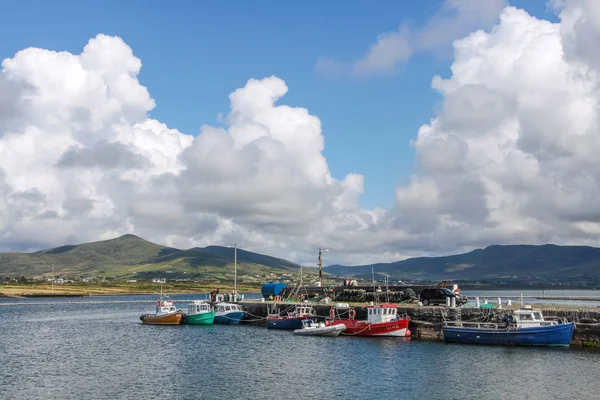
xmin=292 ymin=319 xmax=345 ymax=337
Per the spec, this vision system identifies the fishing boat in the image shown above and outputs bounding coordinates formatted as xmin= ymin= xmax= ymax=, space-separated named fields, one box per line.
xmin=329 ymin=304 xmax=411 ymax=337
xmin=266 ymin=305 xmax=316 ymax=329
xmin=442 ymin=305 xmax=575 ymax=346
xmin=140 ymin=294 xmax=183 ymax=325
xmin=182 ymin=300 xmax=215 ymax=325
xmin=292 ymin=319 xmax=345 ymax=337
xmin=214 ymin=302 xmax=246 ymax=324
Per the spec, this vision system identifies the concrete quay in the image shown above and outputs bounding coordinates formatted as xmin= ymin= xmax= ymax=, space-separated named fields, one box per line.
xmin=238 ymin=301 xmax=600 ymax=347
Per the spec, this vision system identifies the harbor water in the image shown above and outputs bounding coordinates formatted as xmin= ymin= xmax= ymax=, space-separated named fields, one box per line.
xmin=1 ymin=294 xmax=599 ymax=400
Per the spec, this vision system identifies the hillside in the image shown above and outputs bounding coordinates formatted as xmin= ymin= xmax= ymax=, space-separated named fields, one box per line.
xmin=0 ymin=234 xmax=310 ymax=281
xmin=324 ymin=244 xmax=600 ymax=282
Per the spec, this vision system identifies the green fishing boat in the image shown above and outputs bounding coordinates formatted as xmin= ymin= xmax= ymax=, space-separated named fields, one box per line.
xmin=182 ymin=300 xmax=215 ymax=325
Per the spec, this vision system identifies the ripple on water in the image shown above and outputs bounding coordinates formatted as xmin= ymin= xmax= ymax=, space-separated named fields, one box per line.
xmin=1 ymin=296 xmax=600 ymax=400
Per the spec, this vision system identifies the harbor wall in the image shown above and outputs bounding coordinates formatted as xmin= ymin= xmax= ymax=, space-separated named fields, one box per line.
xmin=238 ymin=301 xmax=600 ymax=347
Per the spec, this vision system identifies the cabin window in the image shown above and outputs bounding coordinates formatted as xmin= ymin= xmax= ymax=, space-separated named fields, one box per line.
xmin=391 ymin=309 xmax=396 ymax=315
xmin=383 ymin=309 xmax=388 ymax=315
xmin=368 ymin=309 xmax=372 ymax=315
xmin=533 ymin=312 xmax=542 ymax=320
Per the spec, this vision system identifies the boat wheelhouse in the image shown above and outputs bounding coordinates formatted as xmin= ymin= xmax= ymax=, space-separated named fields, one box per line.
xmin=266 ymin=305 xmax=316 ymax=329
xmin=214 ymin=302 xmax=246 ymax=324
xmin=182 ymin=300 xmax=215 ymax=325
xmin=442 ymin=305 xmax=575 ymax=346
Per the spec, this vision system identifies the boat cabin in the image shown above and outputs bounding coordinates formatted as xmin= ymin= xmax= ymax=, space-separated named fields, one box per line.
xmin=215 ymin=303 xmax=243 ymax=313
xmin=188 ymin=300 xmax=212 ymax=315
xmin=156 ymin=297 xmax=177 ymax=315
xmin=366 ymin=304 xmax=399 ymax=324
xmin=290 ymin=306 xmax=316 ymax=317
xmin=509 ymin=305 xmax=553 ymax=328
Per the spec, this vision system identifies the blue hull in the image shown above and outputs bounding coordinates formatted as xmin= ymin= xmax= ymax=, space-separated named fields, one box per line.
xmin=267 ymin=316 xmax=314 ymax=330
xmin=214 ymin=312 xmax=246 ymax=324
xmin=443 ymin=322 xmax=575 ymax=347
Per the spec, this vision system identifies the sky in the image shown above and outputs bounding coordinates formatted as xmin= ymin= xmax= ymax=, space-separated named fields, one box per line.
xmin=1 ymin=0 xmax=599 ymax=266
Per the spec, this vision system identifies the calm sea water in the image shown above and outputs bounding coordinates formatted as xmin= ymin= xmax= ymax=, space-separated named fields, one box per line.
xmin=1 ymin=294 xmax=599 ymax=400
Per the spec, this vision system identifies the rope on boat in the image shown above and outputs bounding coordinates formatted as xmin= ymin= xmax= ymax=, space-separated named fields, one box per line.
xmin=340 ymin=323 xmax=373 ymax=336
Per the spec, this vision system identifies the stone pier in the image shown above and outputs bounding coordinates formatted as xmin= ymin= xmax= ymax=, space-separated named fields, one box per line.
xmin=238 ymin=301 xmax=600 ymax=347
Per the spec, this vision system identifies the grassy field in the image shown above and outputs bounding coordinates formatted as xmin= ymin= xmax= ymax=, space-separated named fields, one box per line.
xmin=0 ymin=281 xmax=263 ymax=296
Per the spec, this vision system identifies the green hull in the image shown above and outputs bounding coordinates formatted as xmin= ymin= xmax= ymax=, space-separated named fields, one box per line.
xmin=182 ymin=311 xmax=215 ymax=325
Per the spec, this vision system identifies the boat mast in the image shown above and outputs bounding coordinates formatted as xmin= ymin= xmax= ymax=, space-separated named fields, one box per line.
xmin=234 ymin=242 xmax=237 ymax=296
xmin=371 ymin=266 xmax=375 ymax=291
xmin=52 ymin=264 xmax=54 ymax=295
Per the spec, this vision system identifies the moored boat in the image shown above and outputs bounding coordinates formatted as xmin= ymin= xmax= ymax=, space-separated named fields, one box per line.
xmin=292 ymin=319 xmax=345 ymax=337
xmin=330 ymin=304 xmax=411 ymax=337
xmin=442 ymin=305 xmax=575 ymax=346
xmin=266 ymin=305 xmax=316 ymax=329
xmin=140 ymin=294 xmax=183 ymax=325
xmin=214 ymin=302 xmax=246 ymax=324
xmin=182 ymin=300 xmax=215 ymax=325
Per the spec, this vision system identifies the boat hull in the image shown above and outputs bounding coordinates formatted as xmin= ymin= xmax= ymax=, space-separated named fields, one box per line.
xmin=214 ymin=311 xmax=246 ymax=324
xmin=140 ymin=311 xmax=183 ymax=325
xmin=332 ymin=318 xmax=411 ymax=337
xmin=293 ymin=324 xmax=345 ymax=337
xmin=182 ymin=311 xmax=215 ymax=325
xmin=442 ymin=322 xmax=575 ymax=346
xmin=267 ymin=316 xmax=314 ymax=330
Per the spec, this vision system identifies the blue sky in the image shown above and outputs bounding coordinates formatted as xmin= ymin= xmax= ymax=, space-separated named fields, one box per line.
xmin=0 ymin=0 xmax=559 ymax=210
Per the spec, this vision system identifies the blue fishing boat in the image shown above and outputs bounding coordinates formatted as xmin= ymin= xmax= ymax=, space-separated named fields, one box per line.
xmin=214 ymin=302 xmax=246 ymax=324
xmin=442 ymin=305 xmax=575 ymax=347
xmin=266 ymin=305 xmax=316 ymax=329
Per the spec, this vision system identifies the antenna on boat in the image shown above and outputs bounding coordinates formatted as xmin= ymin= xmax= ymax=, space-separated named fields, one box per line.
xmin=385 ymin=274 xmax=390 ymax=303
xmin=51 ymin=264 xmax=54 ymax=295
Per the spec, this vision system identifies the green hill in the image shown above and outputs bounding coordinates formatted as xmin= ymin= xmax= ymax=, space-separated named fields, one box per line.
xmin=324 ymin=244 xmax=600 ymax=282
xmin=0 ymin=234 xmax=312 ymax=281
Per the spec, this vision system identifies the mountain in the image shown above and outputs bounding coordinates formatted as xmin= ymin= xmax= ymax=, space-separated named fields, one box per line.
xmin=324 ymin=244 xmax=600 ymax=281
xmin=0 ymin=234 xmax=310 ymax=280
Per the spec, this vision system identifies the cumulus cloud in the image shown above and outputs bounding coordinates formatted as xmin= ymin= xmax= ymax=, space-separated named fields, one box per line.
xmin=4 ymin=1 xmax=600 ymax=267
xmin=394 ymin=0 xmax=600 ymax=253
xmin=0 ymin=34 xmax=372 ymax=264
xmin=316 ymin=0 xmax=507 ymax=76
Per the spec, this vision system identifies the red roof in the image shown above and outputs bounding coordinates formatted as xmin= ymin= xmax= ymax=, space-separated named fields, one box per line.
xmin=365 ymin=303 xmax=397 ymax=308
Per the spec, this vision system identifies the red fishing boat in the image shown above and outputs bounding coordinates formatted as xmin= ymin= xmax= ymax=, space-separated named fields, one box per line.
xmin=329 ymin=304 xmax=411 ymax=337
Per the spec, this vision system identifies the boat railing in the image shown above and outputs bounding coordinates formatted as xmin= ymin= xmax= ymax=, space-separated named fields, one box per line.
xmin=444 ymin=320 xmax=564 ymax=329
xmin=444 ymin=321 xmax=507 ymax=330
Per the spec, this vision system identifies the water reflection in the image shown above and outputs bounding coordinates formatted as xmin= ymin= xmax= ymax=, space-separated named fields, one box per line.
xmin=1 ymin=296 xmax=600 ymax=400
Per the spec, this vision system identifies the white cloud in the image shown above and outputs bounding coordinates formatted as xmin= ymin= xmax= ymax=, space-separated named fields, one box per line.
xmin=394 ymin=0 xmax=600 ymax=254
xmin=4 ymin=0 xmax=600 ymax=266
xmin=317 ymin=0 xmax=507 ymax=77
xmin=0 ymin=35 xmax=372 ymax=263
